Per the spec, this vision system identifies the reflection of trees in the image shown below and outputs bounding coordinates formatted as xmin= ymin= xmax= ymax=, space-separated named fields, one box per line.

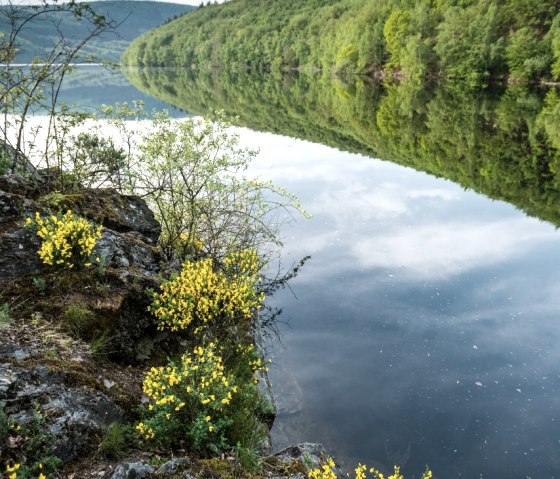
xmin=123 ymin=66 xmax=560 ymax=226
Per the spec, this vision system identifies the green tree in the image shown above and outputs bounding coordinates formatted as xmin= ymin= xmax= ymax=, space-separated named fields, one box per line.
xmin=506 ymin=27 xmax=551 ymax=81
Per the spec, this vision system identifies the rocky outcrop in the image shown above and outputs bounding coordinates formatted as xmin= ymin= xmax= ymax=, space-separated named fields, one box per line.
xmin=0 ymin=171 xmax=329 ymax=479
xmin=0 ymin=171 xmax=162 ymax=281
xmin=0 ymin=362 xmax=124 ymax=462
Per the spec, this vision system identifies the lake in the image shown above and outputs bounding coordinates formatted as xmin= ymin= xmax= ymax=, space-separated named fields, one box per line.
xmin=33 ymin=66 xmax=560 ymax=478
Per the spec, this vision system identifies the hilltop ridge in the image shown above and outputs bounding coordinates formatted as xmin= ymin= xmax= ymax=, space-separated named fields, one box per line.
xmin=122 ymin=0 xmax=560 ymax=86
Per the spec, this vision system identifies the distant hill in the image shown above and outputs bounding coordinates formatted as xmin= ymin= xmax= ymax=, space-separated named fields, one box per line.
xmin=122 ymin=0 xmax=560 ymax=86
xmin=1 ymin=1 xmax=195 ymax=63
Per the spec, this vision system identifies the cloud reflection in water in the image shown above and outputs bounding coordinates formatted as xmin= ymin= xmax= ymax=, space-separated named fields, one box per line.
xmin=239 ymin=129 xmax=560 ymax=478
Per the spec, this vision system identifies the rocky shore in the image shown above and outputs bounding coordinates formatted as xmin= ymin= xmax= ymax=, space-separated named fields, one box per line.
xmin=0 ymin=170 xmax=337 ymax=479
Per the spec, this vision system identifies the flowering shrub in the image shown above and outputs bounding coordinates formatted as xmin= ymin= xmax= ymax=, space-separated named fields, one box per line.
xmin=309 ymin=459 xmax=432 ymax=479
xmin=136 ymin=342 xmax=237 ymax=451
xmin=148 ymin=249 xmax=264 ymax=333
xmin=136 ymin=340 xmax=269 ymax=453
xmin=26 ymin=210 xmax=102 ymax=269
xmin=1 ymin=408 xmax=61 ymax=478
xmin=3 ymin=463 xmax=47 ymax=479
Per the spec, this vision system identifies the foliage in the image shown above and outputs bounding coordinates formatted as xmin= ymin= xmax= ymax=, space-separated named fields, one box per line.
xmin=505 ymin=27 xmax=551 ymax=81
xmin=0 ymin=0 xmax=118 ymax=171
xmin=122 ymin=0 xmax=560 ymax=86
xmin=31 ymin=277 xmax=47 ymax=296
xmin=26 ymin=210 xmax=102 ymax=269
xmin=0 ymin=409 xmax=62 ymax=479
xmin=149 ymin=250 xmax=264 ymax=336
xmin=130 ymin=110 xmax=304 ymax=262
xmin=98 ymin=423 xmax=133 ymax=460
xmin=0 ymin=303 xmax=11 ymax=324
xmin=309 ymin=458 xmax=432 ymax=479
xmin=136 ymin=341 xmax=268 ymax=454
xmin=0 ymin=1 xmax=194 ymax=64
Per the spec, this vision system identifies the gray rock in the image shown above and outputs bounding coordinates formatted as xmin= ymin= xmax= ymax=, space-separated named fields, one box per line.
xmin=105 ymin=462 xmax=154 ymax=479
xmin=0 ymin=344 xmax=32 ymax=361
xmin=275 ymin=443 xmax=330 ymax=469
xmin=96 ymin=229 xmax=161 ymax=277
xmin=0 ymin=363 xmax=124 ymax=462
xmin=0 ymin=171 xmax=162 ymax=280
xmin=0 ymin=227 xmax=43 ymax=279
xmin=155 ymin=457 xmax=191 ymax=475
xmin=60 ymin=188 xmax=161 ymax=245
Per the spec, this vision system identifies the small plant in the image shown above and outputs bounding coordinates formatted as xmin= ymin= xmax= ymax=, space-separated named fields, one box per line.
xmin=309 ymin=458 xmax=433 ymax=479
xmin=98 ymin=423 xmax=132 ymax=459
xmin=1 ymin=409 xmax=61 ymax=478
xmin=0 ymin=402 xmax=7 ymax=445
xmin=32 ymin=277 xmax=47 ymax=296
xmin=96 ymin=253 xmax=109 ymax=277
xmin=0 ymin=303 xmax=10 ymax=324
xmin=26 ymin=210 xmax=102 ymax=269
xmin=148 ymin=249 xmax=264 ymax=335
xmin=61 ymin=303 xmax=93 ymax=338
xmin=89 ymin=330 xmax=112 ymax=359
xmin=95 ymin=281 xmax=111 ymax=296
xmin=40 ymin=191 xmax=66 ymax=209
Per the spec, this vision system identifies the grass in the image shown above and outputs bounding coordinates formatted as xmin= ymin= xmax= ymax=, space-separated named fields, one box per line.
xmin=61 ymin=303 xmax=94 ymax=338
xmin=97 ymin=423 xmax=132 ymax=459
xmin=0 ymin=303 xmax=11 ymax=324
xmin=89 ymin=329 xmax=112 ymax=359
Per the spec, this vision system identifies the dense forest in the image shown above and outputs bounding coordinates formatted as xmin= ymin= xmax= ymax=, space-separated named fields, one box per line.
xmin=122 ymin=0 xmax=560 ymax=85
xmin=124 ymin=67 xmax=560 ymax=225
xmin=0 ymin=1 xmax=194 ymax=63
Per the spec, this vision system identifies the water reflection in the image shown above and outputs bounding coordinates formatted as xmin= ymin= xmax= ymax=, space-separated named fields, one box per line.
xmin=123 ymin=68 xmax=560 ymax=229
xmin=240 ymin=131 xmax=560 ymax=478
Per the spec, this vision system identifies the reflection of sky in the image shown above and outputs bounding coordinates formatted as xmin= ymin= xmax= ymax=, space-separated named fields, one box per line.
xmin=239 ymin=130 xmax=560 ymax=478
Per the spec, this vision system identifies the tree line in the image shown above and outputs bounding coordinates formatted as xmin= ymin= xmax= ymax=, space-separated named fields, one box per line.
xmin=122 ymin=0 xmax=560 ymax=86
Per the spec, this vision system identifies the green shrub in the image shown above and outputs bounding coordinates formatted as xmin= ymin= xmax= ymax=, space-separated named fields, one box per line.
xmin=61 ymin=303 xmax=94 ymax=338
xmin=136 ymin=341 xmax=268 ymax=454
xmin=1 ymin=409 xmax=62 ymax=479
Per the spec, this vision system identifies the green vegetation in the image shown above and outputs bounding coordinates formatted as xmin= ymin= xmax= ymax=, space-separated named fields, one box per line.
xmin=26 ymin=211 xmax=103 ymax=269
xmin=122 ymin=0 xmax=560 ymax=86
xmin=98 ymin=423 xmax=133 ymax=460
xmin=311 ymin=458 xmax=432 ymax=479
xmin=123 ymin=68 xmax=560 ymax=227
xmin=0 ymin=303 xmax=11 ymax=324
xmin=1 ymin=410 xmax=62 ymax=478
xmin=137 ymin=341 xmax=269 ymax=458
xmin=149 ymin=250 xmax=264 ymax=335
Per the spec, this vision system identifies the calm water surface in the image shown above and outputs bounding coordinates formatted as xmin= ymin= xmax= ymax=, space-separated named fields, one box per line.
xmin=240 ymin=131 xmax=560 ymax=479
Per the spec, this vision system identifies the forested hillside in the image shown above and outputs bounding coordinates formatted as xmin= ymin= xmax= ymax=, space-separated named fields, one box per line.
xmin=122 ymin=0 xmax=560 ymax=85
xmin=1 ymin=1 xmax=194 ymax=63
